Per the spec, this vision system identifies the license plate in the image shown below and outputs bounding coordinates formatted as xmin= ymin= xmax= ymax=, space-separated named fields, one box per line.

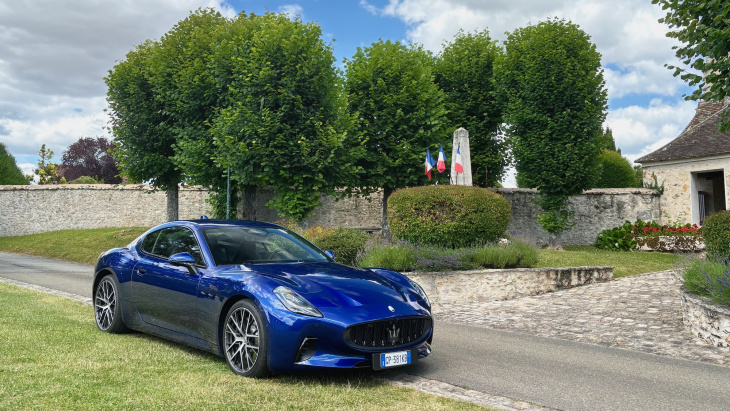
xmin=378 ymin=350 xmax=411 ymax=369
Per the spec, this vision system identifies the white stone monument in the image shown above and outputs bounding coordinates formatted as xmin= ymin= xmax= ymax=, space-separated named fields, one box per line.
xmin=450 ymin=127 xmax=472 ymax=185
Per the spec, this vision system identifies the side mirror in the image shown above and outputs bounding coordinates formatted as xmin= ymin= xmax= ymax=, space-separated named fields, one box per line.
xmin=324 ymin=250 xmax=335 ymax=261
xmin=169 ymin=252 xmax=198 ymax=274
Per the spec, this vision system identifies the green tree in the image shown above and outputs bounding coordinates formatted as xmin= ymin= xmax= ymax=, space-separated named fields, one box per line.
xmin=344 ymin=40 xmax=448 ymax=237
xmin=497 ymin=19 xmax=607 ymax=235
xmin=207 ymin=12 xmax=361 ymax=221
xmin=594 ymin=149 xmax=636 ymax=188
xmin=434 ymin=30 xmax=507 ymax=187
xmin=105 ymin=39 xmax=182 ymax=220
xmin=653 ymin=0 xmax=730 ymax=131
xmin=600 ymin=127 xmax=619 ymax=153
xmin=34 ymin=144 xmax=66 ymax=185
xmin=0 ymin=143 xmax=29 ymax=185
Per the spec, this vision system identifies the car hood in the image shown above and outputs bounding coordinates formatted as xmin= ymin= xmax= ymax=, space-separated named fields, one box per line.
xmin=246 ymin=262 xmax=406 ymax=307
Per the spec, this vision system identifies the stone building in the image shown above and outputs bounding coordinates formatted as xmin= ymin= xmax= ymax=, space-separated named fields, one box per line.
xmin=636 ymin=100 xmax=730 ymax=225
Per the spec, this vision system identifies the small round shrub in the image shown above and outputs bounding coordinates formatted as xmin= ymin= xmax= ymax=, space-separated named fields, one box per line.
xmin=594 ymin=150 xmax=636 ymax=188
xmin=68 ymin=176 xmax=102 ymax=184
xmin=703 ymin=210 xmax=730 ymax=262
xmin=388 ymin=185 xmax=511 ymax=248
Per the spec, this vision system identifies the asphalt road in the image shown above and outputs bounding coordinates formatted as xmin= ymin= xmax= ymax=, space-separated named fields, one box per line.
xmin=2 ymin=251 xmax=730 ymax=410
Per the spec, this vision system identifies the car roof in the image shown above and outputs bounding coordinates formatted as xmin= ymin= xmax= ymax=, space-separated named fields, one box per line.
xmin=180 ymin=219 xmax=283 ymax=230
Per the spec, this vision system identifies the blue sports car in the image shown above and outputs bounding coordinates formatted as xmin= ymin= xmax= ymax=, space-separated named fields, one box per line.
xmin=93 ymin=219 xmax=433 ymax=377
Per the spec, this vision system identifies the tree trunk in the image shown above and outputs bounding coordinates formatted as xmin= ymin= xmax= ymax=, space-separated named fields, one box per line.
xmin=166 ymin=185 xmax=179 ymax=222
xmin=241 ymin=185 xmax=258 ymax=221
xmin=381 ymin=187 xmax=392 ymax=241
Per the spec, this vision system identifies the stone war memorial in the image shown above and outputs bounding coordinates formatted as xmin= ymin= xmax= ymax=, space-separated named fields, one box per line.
xmin=450 ymin=127 xmax=472 ymax=186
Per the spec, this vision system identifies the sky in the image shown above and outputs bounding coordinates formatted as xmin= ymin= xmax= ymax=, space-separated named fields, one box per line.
xmin=0 ymin=0 xmax=697 ymax=186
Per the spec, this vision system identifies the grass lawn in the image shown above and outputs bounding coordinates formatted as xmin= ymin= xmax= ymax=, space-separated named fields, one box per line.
xmin=538 ymin=246 xmax=683 ymax=278
xmin=0 ymin=282 xmax=481 ymax=410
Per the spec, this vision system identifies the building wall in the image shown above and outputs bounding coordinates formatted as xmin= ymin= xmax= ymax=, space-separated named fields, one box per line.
xmin=0 ymin=185 xmax=660 ymax=246
xmin=642 ymin=155 xmax=730 ymax=225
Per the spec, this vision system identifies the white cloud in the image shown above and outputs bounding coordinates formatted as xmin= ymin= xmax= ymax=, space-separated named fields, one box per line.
xmin=360 ymin=0 xmax=379 ymax=15
xmin=0 ymin=0 xmax=234 ymax=161
xmin=278 ymin=4 xmax=304 ymax=19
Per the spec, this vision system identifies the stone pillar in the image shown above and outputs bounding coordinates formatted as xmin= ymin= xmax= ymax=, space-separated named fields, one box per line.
xmin=450 ymin=127 xmax=472 ymax=186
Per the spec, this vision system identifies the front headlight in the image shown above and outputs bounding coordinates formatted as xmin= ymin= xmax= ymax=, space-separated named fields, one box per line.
xmin=407 ymin=277 xmax=430 ymax=306
xmin=273 ymin=286 xmax=323 ymax=318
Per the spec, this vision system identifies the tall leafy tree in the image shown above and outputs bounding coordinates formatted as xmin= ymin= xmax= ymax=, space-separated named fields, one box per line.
xmin=435 ymin=30 xmax=508 ymax=187
xmin=34 ymin=144 xmax=65 ymax=185
xmin=60 ymin=137 xmax=121 ymax=184
xmin=653 ymin=0 xmax=730 ymax=131
xmin=207 ymin=12 xmax=361 ymax=221
xmin=344 ymin=40 xmax=448 ymax=236
xmin=106 ymin=39 xmax=182 ymax=221
xmin=0 ymin=143 xmax=29 ymax=185
xmin=497 ymin=19 xmax=607 ymax=236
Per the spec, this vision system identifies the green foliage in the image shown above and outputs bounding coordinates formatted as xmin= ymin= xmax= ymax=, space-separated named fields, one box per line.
xmin=633 ymin=165 xmax=644 ymax=188
xmin=357 ymin=240 xmax=538 ymax=271
xmin=536 ymin=209 xmax=575 ymax=234
xmin=345 ymin=40 xmax=448 ymax=194
xmin=497 ymin=18 xmax=607 ymax=233
xmin=34 ymin=144 xmax=65 ymax=185
xmin=643 ymin=172 xmax=665 ymax=194
xmin=309 ymin=228 xmax=370 ymax=266
xmin=388 ymin=185 xmax=511 ymax=248
xmin=599 ymin=127 xmax=619 ymax=153
xmin=0 ymin=143 xmax=29 ymax=185
xmin=68 ymin=176 xmax=102 ymax=184
xmin=595 ymin=221 xmax=637 ymax=252
xmin=683 ymin=259 xmax=730 ymax=307
xmin=594 ymin=149 xmax=637 ymax=188
xmin=653 ymin=0 xmax=730 ymax=131
xmin=703 ymin=210 xmax=730 ymax=262
xmin=434 ymin=30 xmax=508 ymax=187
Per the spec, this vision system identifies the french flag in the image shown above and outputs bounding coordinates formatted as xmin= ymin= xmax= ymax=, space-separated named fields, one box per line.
xmin=424 ymin=149 xmax=436 ymax=180
xmin=437 ymin=144 xmax=447 ymax=173
xmin=455 ymin=145 xmax=463 ymax=173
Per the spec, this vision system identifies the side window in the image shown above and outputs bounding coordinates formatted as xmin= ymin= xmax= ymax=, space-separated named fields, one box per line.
xmin=153 ymin=227 xmax=204 ymax=265
xmin=141 ymin=230 xmax=161 ymax=255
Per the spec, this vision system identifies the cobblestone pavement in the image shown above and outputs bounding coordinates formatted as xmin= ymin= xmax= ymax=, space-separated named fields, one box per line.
xmin=433 ymin=270 xmax=730 ymax=366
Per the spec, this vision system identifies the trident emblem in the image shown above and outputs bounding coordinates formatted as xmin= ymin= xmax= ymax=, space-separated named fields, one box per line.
xmin=387 ymin=322 xmax=400 ymax=344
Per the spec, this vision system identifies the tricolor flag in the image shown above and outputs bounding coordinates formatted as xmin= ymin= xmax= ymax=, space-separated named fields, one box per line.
xmin=437 ymin=144 xmax=447 ymax=173
xmin=424 ymin=149 xmax=436 ymax=180
xmin=455 ymin=145 xmax=463 ymax=173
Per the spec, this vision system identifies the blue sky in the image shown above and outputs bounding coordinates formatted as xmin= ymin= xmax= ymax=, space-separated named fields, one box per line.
xmin=0 ymin=0 xmax=699 ymax=186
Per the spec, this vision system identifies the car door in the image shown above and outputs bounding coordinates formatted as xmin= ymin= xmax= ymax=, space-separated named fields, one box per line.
xmin=132 ymin=226 xmax=206 ymax=338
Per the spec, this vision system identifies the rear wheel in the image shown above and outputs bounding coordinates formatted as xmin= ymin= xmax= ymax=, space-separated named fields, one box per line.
xmin=94 ymin=275 xmax=127 ymax=333
xmin=223 ymin=300 xmax=268 ymax=377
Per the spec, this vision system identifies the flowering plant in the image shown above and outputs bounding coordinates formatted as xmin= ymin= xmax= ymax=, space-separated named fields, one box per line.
xmin=630 ymin=220 xmax=702 ymax=238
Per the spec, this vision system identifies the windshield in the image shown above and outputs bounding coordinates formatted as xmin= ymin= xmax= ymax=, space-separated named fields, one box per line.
xmin=202 ymin=226 xmax=330 ymax=266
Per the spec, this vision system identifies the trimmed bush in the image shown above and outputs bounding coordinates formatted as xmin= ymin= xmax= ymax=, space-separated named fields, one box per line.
xmin=703 ymin=210 xmax=730 ymax=262
xmin=594 ymin=150 xmax=636 ymax=188
xmin=68 ymin=176 xmax=102 ymax=184
xmin=388 ymin=185 xmax=511 ymax=248
xmin=309 ymin=228 xmax=369 ymax=266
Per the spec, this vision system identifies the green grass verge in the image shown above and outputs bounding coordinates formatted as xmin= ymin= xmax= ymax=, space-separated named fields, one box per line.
xmin=538 ymin=246 xmax=682 ymax=278
xmin=0 ymin=227 xmax=149 ymax=265
xmin=0 ymin=282 xmax=481 ymax=410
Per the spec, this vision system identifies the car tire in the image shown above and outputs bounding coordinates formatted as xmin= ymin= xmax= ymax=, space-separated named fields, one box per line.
xmin=94 ymin=275 xmax=128 ymax=333
xmin=223 ymin=299 xmax=268 ymax=378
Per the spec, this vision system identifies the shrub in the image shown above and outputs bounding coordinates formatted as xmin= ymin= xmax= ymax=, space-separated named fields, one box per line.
xmin=68 ymin=176 xmax=102 ymax=184
xmin=388 ymin=185 xmax=511 ymax=248
xmin=595 ymin=219 xmax=703 ymax=251
xmin=309 ymin=228 xmax=369 ymax=266
xmin=357 ymin=242 xmax=418 ymax=272
xmin=703 ymin=210 xmax=730 ymax=262
xmin=683 ymin=258 xmax=730 ymax=306
xmin=594 ymin=150 xmax=636 ymax=188
xmin=595 ymin=221 xmax=637 ymax=251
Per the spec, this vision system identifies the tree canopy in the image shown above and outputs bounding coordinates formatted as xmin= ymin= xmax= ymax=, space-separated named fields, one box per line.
xmin=653 ymin=0 xmax=730 ymax=131
xmin=344 ymin=40 xmax=448 ymax=235
xmin=34 ymin=144 xmax=65 ymax=185
xmin=0 ymin=143 xmax=28 ymax=185
xmin=497 ymin=19 xmax=607 ymax=234
xmin=435 ymin=30 xmax=507 ymax=187
xmin=61 ymin=137 xmax=121 ymax=184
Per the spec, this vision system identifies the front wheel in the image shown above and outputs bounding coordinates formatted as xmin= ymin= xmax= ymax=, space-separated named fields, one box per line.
xmin=94 ymin=275 xmax=127 ymax=333
xmin=223 ymin=300 xmax=268 ymax=377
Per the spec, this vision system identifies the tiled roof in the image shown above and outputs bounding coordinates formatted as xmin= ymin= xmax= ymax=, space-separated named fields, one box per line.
xmin=636 ymin=101 xmax=730 ymax=163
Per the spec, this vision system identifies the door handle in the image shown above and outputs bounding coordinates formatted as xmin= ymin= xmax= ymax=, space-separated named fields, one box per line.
xmin=138 ymin=268 xmax=146 ymax=274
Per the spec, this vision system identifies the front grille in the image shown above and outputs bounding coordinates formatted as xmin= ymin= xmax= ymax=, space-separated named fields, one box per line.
xmin=344 ymin=317 xmax=431 ymax=350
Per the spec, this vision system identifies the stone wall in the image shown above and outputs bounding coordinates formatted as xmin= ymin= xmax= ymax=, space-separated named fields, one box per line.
xmin=0 ymin=185 xmax=660 ymax=246
xmin=0 ymin=184 xmax=211 ymax=237
xmin=682 ymin=290 xmax=730 ymax=349
xmin=406 ymin=266 xmax=613 ymax=303
xmin=493 ymin=188 xmax=662 ymax=246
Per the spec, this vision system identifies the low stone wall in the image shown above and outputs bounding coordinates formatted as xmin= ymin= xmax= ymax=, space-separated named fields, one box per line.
xmin=636 ymin=236 xmax=705 ymax=252
xmin=682 ymin=290 xmax=730 ymax=349
xmin=0 ymin=184 xmax=211 ymax=237
xmin=405 ymin=266 xmax=613 ymax=304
